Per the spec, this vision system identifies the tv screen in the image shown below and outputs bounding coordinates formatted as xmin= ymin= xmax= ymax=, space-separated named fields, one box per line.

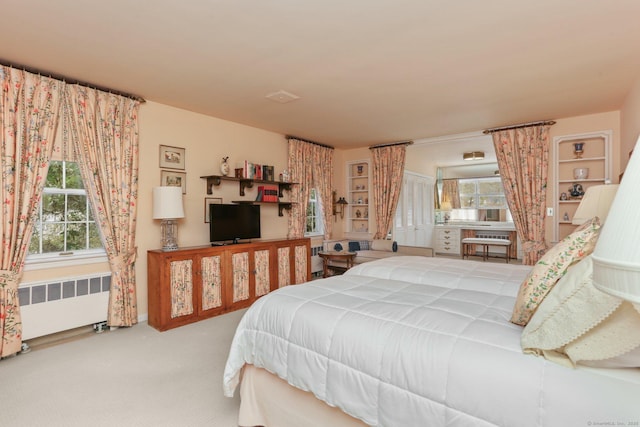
xmin=209 ymin=204 xmax=261 ymax=243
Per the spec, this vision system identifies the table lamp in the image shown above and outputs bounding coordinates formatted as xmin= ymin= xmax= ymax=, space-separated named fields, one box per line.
xmin=153 ymin=186 xmax=185 ymax=251
xmin=571 ymin=184 xmax=619 ymax=225
xmin=591 ymin=140 xmax=640 ymax=308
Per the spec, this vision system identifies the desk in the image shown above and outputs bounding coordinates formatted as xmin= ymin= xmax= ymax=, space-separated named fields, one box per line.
xmin=318 ymin=251 xmax=356 ymax=277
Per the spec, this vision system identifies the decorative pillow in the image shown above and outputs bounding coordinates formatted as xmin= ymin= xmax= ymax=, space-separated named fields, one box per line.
xmin=348 ymin=241 xmax=361 ymax=252
xmin=333 ymin=242 xmax=343 ymax=252
xmin=510 ymin=217 xmax=601 ymax=326
xmin=358 ymin=240 xmax=370 ymax=250
xmin=371 ymin=239 xmax=395 ymax=252
xmin=521 ymin=256 xmax=640 ymax=368
xmin=392 ymin=241 xmax=398 ymax=252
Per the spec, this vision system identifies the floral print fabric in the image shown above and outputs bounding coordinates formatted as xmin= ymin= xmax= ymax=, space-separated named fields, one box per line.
xmin=371 ymin=145 xmax=406 ymax=239
xmin=278 ymin=247 xmax=290 ymax=287
xmin=201 ymin=255 xmax=222 ymax=310
xmin=0 ymin=67 xmax=62 ymax=357
xmin=170 ymin=260 xmax=194 ymax=318
xmin=510 ymin=217 xmax=601 ymax=326
xmin=232 ymin=252 xmax=250 ymax=302
xmin=254 ymin=249 xmax=270 ymax=296
xmin=492 ymin=125 xmax=550 ymax=265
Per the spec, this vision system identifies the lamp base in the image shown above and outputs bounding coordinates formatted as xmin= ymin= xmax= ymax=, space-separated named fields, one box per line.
xmin=160 ymin=219 xmax=179 ymax=251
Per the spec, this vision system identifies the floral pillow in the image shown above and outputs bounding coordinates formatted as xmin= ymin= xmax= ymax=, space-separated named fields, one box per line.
xmin=510 ymin=216 xmax=601 ymax=326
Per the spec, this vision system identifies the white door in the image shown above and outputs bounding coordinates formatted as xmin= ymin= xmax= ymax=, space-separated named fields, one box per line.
xmin=394 ymin=172 xmax=434 ymax=247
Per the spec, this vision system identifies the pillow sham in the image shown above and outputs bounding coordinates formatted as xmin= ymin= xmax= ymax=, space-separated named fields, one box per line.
xmin=522 ymin=255 xmax=640 ymax=368
xmin=348 ymin=241 xmax=361 ymax=252
xmin=510 ymin=216 xmax=601 ymax=326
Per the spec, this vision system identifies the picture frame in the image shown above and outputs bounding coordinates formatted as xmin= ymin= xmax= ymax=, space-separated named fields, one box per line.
xmin=204 ymin=197 xmax=223 ymax=223
xmin=159 ymin=145 xmax=185 ymax=170
xmin=161 ymin=170 xmax=187 ymax=194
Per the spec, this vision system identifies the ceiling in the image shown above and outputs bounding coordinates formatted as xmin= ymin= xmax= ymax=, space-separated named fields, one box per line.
xmin=3 ymin=0 xmax=640 ymax=149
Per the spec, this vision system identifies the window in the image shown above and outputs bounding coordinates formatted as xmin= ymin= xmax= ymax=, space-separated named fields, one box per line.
xmin=28 ymin=160 xmax=104 ymax=261
xmin=305 ymin=188 xmax=324 ymax=236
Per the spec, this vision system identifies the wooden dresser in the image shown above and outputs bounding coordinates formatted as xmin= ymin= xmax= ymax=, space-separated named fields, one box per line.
xmin=147 ymin=238 xmax=311 ymax=331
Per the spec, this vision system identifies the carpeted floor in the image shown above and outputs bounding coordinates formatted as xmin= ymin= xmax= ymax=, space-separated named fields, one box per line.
xmin=0 ymin=309 xmax=247 ymax=427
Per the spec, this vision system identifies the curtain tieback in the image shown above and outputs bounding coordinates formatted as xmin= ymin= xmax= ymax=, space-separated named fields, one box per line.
xmin=521 ymin=240 xmax=546 ymax=254
xmin=0 ymin=269 xmax=19 ymax=287
xmin=109 ymin=248 xmax=137 ymax=272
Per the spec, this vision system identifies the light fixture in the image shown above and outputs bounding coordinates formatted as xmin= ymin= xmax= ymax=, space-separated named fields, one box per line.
xmin=591 ymin=137 xmax=640 ymax=306
xmin=463 ymin=151 xmax=485 ymax=161
xmin=332 ymin=190 xmax=348 ymax=220
xmin=571 ymin=184 xmax=619 ymax=225
xmin=153 ymin=186 xmax=185 ymax=251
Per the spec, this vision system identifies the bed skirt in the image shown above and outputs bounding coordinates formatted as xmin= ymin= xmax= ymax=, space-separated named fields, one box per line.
xmin=239 ymin=365 xmax=367 ymax=427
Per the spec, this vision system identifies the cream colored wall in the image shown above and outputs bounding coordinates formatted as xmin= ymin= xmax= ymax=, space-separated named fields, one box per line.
xmin=621 ymin=74 xmax=640 ymax=169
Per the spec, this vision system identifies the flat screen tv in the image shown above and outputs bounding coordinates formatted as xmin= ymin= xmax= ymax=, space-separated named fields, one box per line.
xmin=209 ymin=203 xmax=261 ymax=243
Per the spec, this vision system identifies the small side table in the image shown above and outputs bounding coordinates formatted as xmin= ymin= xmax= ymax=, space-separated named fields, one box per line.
xmin=318 ymin=251 xmax=357 ymax=278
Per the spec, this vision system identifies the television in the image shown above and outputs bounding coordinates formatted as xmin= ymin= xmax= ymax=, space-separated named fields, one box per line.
xmin=209 ymin=203 xmax=261 ymax=244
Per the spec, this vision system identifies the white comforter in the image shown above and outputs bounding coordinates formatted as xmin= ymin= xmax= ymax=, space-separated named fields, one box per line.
xmin=223 ymin=256 xmax=640 ymax=426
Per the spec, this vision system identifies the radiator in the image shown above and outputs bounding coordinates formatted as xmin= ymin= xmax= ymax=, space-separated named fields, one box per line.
xmin=310 ymin=245 xmax=323 ymax=277
xmin=18 ymin=273 xmax=111 ymax=340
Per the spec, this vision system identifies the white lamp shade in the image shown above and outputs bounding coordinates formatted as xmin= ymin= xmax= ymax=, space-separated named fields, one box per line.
xmin=592 ymin=138 xmax=640 ymax=303
xmin=152 ymin=186 xmax=185 ymax=219
xmin=571 ymin=184 xmax=619 ymax=225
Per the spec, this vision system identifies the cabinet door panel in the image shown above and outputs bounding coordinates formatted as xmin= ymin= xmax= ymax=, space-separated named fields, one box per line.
xmin=254 ymin=249 xmax=271 ymax=297
xmin=232 ymin=252 xmax=250 ymax=302
xmin=169 ymin=259 xmax=194 ymax=318
xmin=294 ymin=245 xmax=308 ymax=284
xmin=201 ymin=255 xmax=223 ymax=310
xmin=277 ymin=246 xmax=291 ymax=287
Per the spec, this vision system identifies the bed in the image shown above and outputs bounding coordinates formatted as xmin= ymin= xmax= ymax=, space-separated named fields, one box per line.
xmin=223 ymin=255 xmax=640 ymax=426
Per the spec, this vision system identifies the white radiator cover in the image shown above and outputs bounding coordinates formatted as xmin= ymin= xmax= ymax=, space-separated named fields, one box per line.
xmin=19 ymin=273 xmax=111 ymax=340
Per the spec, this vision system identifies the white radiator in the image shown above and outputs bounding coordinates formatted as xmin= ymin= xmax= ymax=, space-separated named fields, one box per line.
xmin=310 ymin=245 xmax=323 ymax=277
xmin=18 ymin=273 xmax=111 ymax=340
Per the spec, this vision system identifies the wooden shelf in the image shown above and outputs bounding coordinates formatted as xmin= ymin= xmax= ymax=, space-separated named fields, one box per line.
xmin=200 ymin=174 xmax=296 ymax=197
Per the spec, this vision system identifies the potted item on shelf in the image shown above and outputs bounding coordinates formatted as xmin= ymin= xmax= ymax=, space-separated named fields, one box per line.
xmin=220 ymin=156 xmax=230 ymax=176
xmin=357 ymin=165 xmax=364 ymax=175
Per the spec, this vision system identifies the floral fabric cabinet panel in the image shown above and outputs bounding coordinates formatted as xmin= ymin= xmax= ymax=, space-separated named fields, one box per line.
xmin=201 ymin=255 xmax=222 ymax=311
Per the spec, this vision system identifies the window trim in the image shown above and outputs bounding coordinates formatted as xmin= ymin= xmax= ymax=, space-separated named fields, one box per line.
xmin=305 ymin=188 xmax=325 ymax=237
xmin=24 ymin=249 xmax=108 ymax=271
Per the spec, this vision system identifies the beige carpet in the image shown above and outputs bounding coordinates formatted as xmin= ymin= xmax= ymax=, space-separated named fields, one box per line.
xmin=0 ymin=309 xmax=247 ymax=427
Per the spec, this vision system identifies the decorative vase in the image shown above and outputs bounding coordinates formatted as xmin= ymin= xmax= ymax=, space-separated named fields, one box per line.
xmin=220 ymin=157 xmax=230 ymax=176
xmin=573 ymin=168 xmax=589 ymax=179
xmin=573 ymin=142 xmax=585 ymax=159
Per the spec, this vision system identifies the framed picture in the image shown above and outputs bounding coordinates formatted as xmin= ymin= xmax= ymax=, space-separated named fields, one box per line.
xmin=159 ymin=145 xmax=185 ymax=170
xmin=204 ymin=197 xmax=223 ymax=223
xmin=161 ymin=170 xmax=187 ymax=194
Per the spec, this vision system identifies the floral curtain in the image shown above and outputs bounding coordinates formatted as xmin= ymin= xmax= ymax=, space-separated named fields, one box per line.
xmin=62 ymin=86 xmax=140 ymax=327
xmin=492 ymin=125 xmax=551 ymax=265
xmin=287 ymin=138 xmax=334 ymax=239
xmin=312 ymin=145 xmax=334 ymax=240
xmin=371 ymin=144 xmax=407 ymax=239
xmin=441 ymin=179 xmax=461 ymax=209
xmin=0 ymin=67 xmax=63 ymax=357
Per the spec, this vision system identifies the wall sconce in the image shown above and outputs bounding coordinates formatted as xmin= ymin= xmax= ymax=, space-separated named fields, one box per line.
xmin=152 ymin=186 xmax=185 ymax=251
xmin=332 ymin=190 xmax=348 ymax=220
xmin=463 ymin=151 xmax=485 ymax=161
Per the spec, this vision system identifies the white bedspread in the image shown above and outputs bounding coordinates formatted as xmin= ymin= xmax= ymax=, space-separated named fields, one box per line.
xmin=223 ymin=256 xmax=640 ymax=426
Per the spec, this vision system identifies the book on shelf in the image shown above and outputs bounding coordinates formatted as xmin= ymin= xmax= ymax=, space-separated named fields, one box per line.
xmin=257 ymin=185 xmax=278 ymax=202
xmin=262 ymin=165 xmax=275 ymax=182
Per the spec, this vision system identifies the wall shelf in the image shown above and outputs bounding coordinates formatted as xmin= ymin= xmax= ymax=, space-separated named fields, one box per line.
xmin=200 ymin=174 xmax=296 ymax=197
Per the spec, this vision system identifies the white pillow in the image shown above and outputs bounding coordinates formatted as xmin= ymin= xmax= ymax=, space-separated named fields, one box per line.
xmin=370 ymin=239 xmax=394 ymax=252
xmin=521 ymin=256 xmax=640 ymax=368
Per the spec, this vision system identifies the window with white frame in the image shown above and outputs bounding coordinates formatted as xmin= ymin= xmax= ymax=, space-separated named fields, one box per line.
xmin=458 ymin=177 xmax=508 ymax=209
xmin=305 ymin=188 xmax=324 ymax=236
xmin=28 ymin=160 xmax=104 ymax=260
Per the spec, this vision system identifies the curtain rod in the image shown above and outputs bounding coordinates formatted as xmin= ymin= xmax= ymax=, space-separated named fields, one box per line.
xmin=0 ymin=59 xmax=146 ymax=103
xmin=482 ymin=120 xmax=556 ymax=134
xmin=369 ymin=140 xmax=414 ymax=149
xmin=286 ymin=135 xmax=334 ymax=149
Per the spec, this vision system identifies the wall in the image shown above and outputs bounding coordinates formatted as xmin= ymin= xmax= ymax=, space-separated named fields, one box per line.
xmin=621 ymin=74 xmax=640 ymax=169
